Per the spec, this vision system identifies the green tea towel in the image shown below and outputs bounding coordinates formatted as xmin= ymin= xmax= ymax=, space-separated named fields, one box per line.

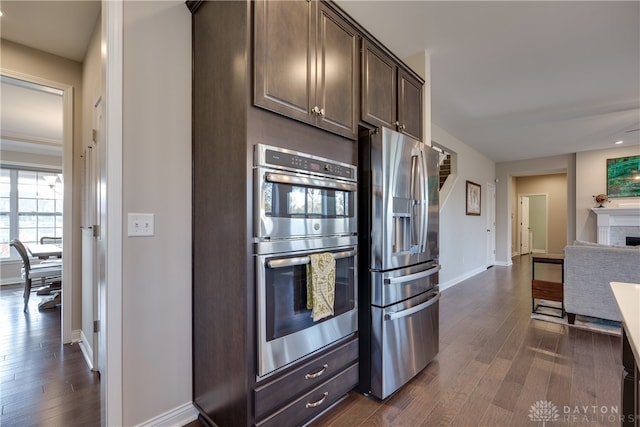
xmin=306 ymin=253 xmax=336 ymax=321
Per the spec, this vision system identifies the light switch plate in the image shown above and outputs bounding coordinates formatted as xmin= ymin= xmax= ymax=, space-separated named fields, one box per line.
xmin=128 ymin=213 xmax=155 ymax=237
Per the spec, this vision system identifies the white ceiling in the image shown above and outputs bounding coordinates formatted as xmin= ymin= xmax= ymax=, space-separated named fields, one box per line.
xmin=1 ymin=1 xmax=638 ymax=163
xmin=0 ymin=1 xmax=100 ymax=62
xmin=1 ymin=76 xmax=64 ymax=157
xmin=337 ymin=0 xmax=640 ymax=162
xmin=0 ymin=1 xmax=99 ymax=159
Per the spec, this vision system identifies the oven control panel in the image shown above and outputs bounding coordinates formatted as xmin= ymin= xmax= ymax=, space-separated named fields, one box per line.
xmin=259 ymin=145 xmax=355 ymax=181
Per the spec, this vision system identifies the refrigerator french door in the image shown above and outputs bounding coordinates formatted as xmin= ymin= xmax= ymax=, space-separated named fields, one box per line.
xmin=359 ymin=127 xmax=441 ymax=399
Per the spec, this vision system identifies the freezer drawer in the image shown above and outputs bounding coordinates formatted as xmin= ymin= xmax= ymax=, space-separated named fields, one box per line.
xmin=370 ymin=262 xmax=439 ymax=307
xmin=370 ymin=290 xmax=439 ymax=399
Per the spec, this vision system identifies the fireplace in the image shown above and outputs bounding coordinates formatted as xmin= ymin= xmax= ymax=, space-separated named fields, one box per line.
xmin=590 ymin=207 xmax=640 ymax=246
xmin=626 ymin=236 xmax=640 ymax=246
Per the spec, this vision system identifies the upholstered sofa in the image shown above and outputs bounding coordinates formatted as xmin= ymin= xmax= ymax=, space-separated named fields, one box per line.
xmin=564 ymin=241 xmax=640 ymax=324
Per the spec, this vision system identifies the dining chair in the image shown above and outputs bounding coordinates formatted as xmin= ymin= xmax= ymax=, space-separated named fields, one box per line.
xmin=10 ymin=240 xmax=62 ymax=312
xmin=40 ymin=236 xmax=62 ymax=245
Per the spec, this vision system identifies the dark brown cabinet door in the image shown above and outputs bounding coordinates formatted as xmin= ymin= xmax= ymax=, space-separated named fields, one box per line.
xmin=254 ymin=0 xmax=358 ymax=139
xmin=254 ymin=0 xmax=315 ymax=125
xmin=361 ymin=39 xmax=397 ymax=130
xmin=398 ymin=67 xmax=423 ymax=141
xmin=316 ymin=3 xmax=359 ymax=139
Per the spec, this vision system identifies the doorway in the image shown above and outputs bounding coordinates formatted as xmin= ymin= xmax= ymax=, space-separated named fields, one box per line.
xmin=0 ymin=71 xmax=73 ymax=341
xmin=519 ymin=194 xmax=548 ymax=254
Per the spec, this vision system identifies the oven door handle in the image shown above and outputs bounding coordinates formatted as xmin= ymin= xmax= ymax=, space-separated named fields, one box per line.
xmin=265 ymin=172 xmax=357 ymax=192
xmin=266 ymin=249 xmax=357 ymax=269
xmin=384 ymin=265 xmax=440 ymax=285
xmin=384 ymin=292 xmax=440 ymax=321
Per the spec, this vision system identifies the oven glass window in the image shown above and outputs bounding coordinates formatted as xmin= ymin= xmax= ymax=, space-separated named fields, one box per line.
xmin=263 ymin=182 xmax=353 ymax=219
xmin=264 ymin=253 xmax=355 ymax=341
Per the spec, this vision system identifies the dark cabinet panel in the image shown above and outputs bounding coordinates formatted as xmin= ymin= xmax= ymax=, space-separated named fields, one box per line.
xmin=316 ymin=3 xmax=359 ymax=138
xmin=361 ymin=39 xmax=396 ymax=130
xmin=254 ymin=338 xmax=358 ymax=420
xmin=256 ymin=363 xmax=359 ymax=427
xmin=398 ymin=67 xmax=423 ymax=142
xmin=361 ymin=39 xmax=424 ymax=141
xmin=254 ymin=0 xmax=314 ymax=124
xmin=254 ymin=0 xmax=359 ymax=139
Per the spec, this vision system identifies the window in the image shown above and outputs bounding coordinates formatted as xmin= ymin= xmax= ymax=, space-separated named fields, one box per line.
xmin=0 ymin=168 xmax=63 ymax=259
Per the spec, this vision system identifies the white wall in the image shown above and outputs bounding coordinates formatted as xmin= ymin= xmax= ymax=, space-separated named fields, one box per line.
xmin=432 ymin=124 xmax=495 ymax=289
xmin=404 ymin=52 xmax=496 ymax=290
xmin=121 ymin=2 xmax=192 ymax=425
xmin=576 ymin=145 xmax=640 ymax=242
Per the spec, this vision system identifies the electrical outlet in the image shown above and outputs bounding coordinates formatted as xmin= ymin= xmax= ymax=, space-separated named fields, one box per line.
xmin=128 ymin=213 xmax=155 ymax=237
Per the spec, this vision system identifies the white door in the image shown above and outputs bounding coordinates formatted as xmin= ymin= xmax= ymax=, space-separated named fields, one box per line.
xmin=93 ymin=96 xmax=107 ymax=376
xmin=81 ymin=97 xmax=104 ymax=371
xmin=486 ymin=183 xmax=496 ymax=266
xmin=81 ymin=144 xmax=98 ymax=369
xmin=520 ymin=196 xmax=530 ymax=255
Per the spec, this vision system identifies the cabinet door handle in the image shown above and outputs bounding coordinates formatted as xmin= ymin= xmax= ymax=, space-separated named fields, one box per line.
xmin=304 ymin=364 xmax=328 ymax=379
xmin=305 ymin=392 xmax=329 ymax=408
xmin=311 ymin=106 xmax=321 ymax=115
xmin=394 ymin=120 xmax=400 ymax=127
xmin=319 ymin=108 xmax=325 ymax=116
xmin=400 ymin=123 xmax=406 ymax=130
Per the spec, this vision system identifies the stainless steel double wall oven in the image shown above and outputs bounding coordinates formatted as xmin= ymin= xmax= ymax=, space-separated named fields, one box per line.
xmin=253 ymin=144 xmax=358 ymax=379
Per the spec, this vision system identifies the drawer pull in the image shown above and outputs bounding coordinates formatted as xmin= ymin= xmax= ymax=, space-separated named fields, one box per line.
xmin=305 ymin=364 xmax=328 ymax=379
xmin=305 ymin=392 xmax=329 ymax=409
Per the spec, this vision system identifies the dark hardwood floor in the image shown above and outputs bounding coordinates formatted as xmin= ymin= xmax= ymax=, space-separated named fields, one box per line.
xmin=0 ymin=284 xmax=101 ymax=426
xmin=310 ymin=255 xmax=622 ymax=427
xmin=2 ymin=254 xmax=622 ymax=427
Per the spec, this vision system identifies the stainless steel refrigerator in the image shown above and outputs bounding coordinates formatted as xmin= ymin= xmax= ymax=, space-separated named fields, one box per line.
xmin=358 ymin=127 xmax=440 ymax=400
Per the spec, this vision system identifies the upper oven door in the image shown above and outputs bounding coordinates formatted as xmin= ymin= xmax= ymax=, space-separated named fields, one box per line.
xmin=254 ymin=166 xmax=357 ymax=240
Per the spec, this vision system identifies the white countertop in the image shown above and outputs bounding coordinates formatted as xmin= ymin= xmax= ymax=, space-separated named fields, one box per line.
xmin=611 ymin=282 xmax=640 ymax=362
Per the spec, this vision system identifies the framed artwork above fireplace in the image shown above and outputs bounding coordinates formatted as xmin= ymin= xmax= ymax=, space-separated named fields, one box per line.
xmin=607 ymin=155 xmax=640 ymax=198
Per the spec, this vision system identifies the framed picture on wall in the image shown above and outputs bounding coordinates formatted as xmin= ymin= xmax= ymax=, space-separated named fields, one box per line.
xmin=607 ymin=155 xmax=640 ymax=198
xmin=466 ymin=181 xmax=481 ymax=216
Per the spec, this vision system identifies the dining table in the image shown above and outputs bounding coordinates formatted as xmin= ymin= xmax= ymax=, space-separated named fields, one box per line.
xmin=26 ymin=243 xmax=63 ymax=259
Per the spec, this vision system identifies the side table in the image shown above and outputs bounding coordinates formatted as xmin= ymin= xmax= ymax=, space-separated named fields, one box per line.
xmin=531 ymin=254 xmax=565 ymax=318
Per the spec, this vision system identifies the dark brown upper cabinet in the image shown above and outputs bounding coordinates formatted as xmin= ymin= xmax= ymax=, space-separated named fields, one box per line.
xmin=362 ymin=39 xmax=424 ymax=141
xmin=254 ymin=0 xmax=359 ymax=140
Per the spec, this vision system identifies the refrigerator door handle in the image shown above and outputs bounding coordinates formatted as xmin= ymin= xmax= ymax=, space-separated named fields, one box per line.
xmin=384 ymin=264 xmax=441 ymax=285
xmin=384 ymin=292 xmax=440 ymax=321
xmin=410 ymin=150 xmax=420 ymax=249
xmin=419 ymin=147 xmax=428 ymax=251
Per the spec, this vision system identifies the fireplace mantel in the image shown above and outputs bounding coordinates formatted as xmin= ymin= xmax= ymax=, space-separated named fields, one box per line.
xmin=591 ymin=207 xmax=640 ymax=245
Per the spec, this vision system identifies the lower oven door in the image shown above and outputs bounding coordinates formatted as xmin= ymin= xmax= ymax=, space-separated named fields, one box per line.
xmin=256 ymin=245 xmax=358 ymax=378
xmin=370 ymin=289 xmax=439 ymax=399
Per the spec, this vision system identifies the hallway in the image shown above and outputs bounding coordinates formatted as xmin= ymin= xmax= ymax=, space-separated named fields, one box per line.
xmin=0 ymin=285 xmax=101 ymax=426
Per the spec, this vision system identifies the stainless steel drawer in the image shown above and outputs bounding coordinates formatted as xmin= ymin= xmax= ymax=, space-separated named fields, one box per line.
xmin=371 ymin=290 xmax=439 ymax=399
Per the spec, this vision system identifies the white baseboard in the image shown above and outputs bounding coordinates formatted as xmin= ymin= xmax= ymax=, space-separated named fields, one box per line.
xmin=71 ymin=329 xmax=82 ymax=343
xmin=135 ymin=402 xmax=198 ymax=427
xmin=78 ymin=329 xmax=94 ymax=370
xmin=494 ymin=259 xmax=513 ymax=267
xmin=439 ymin=266 xmax=487 ymax=291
